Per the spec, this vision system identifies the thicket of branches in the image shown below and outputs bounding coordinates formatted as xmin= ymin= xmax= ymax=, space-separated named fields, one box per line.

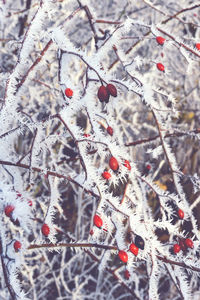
xmin=1 ymin=0 xmax=200 ymax=299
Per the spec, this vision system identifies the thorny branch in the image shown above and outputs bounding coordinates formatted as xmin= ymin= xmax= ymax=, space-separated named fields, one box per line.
xmin=1 ymin=1 xmax=200 ymax=299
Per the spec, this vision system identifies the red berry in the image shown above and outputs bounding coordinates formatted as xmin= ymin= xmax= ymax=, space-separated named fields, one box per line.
xmin=156 ymin=36 xmax=165 ymax=45
xmin=28 ymin=200 xmax=32 ymax=206
xmin=102 ymin=171 xmax=111 ymax=180
xmin=185 ymin=238 xmax=194 ymax=249
xmin=118 ymin=250 xmax=128 ymax=263
xmin=179 ymin=239 xmax=187 ymax=252
xmin=84 ymin=133 xmax=90 ymax=137
xmin=97 ymin=86 xmax=110 ymax=103
xmin=14 ymin=241 xmax=21 ymax=252
xmin=129 ymin=243 xmax=139 ymax=256
xmin=124 ymin=270 xmax=130 ymax=279
xmin=146 ymin=164 xmax=151 ymax=170
xmin=89 ymin=229 xmax=94 ymax=235
xmin=93 ymin=214 xmax=103 ymax=228
xmin=65 ymin=88 xmax=73 ymax=98
xmin=173 ymin=244 xmax=181 ymax=254
xmin=106 ymin=84 xmax=117 ymax=97
xmin=107 ymin=126 xmax=113 ymax=136
xmin=16 ymin=191 xmax=22 ymax=198
xmin=178 ymin=209 xmax=184 ymax=219
xmin=4 ymin=205 xmax=15 ymax=217
xmin=124 ymin=160 xmax=131 ymax=171
xmin=195 ymin=43 xmax=200 ymax=50
xmin=157 ymin=63 xmax=165 ymax=72
xmin=109 ymin=157 xmax=119 ymax=171
xmin=41 ymin=224 xmax=50 ymax=236
xmin=135 ymin=235 xmax=145 ymax=250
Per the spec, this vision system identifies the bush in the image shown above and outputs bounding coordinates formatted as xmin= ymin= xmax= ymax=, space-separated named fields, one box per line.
xmin=1 ymin=0 xmax=200 ymax=299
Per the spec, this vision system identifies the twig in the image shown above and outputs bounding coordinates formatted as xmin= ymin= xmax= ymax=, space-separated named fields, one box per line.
xmin=57 ymin=114 xmax=88 ymax=180
xmin=125 ymin=128 xmax=200 ymax=146
xmin=1 ymin=256 xmax=16 ymax=300
xmin=0 ymin=159 xmax=99 ymax=198
xmin=28 ymin=129 xmax=38 ymax=182
xmin=27 ymin=241 xmax=200 ymax=273
xmin=28 ymin=242 xmax=117 ymax=250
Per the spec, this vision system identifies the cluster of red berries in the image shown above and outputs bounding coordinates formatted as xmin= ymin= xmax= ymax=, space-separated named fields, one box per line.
xmin=102 ymin=157 xmax=131 ymax=181
xmin=5 ymin=211 xmax=16 ymax=251
xmin=118 ymin=235 xmax=145 ymax=263
xmin=156 ymin=36 xmax=200 ymax=72
xmin=41 ymin=218 xmax=192 ymax=261
xmin=173 ymin=238 xmax=194 ymax=254
xmin=4 ymin=191 xmax=33 ymax=253
xmin=97 ymin=83 xmax=117 ymax=103
xmin=155 ymin=36 xmax=165 ymax=72
xmin=155 ymin=37 xmax=200 ymax=71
